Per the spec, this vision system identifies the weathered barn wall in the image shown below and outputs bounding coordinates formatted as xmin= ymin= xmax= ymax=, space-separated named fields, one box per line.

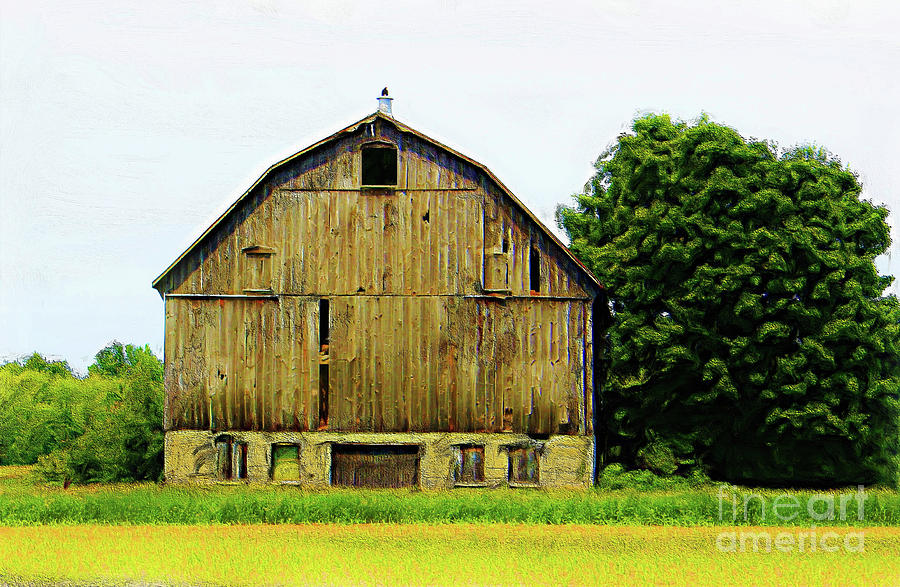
xmin=165 ymin=295 xmax=591 ymax=435
xmin=164 ymin=429 xmax=594 ymax=489
xmin=160 ymin=115 xmax=598 ymax=438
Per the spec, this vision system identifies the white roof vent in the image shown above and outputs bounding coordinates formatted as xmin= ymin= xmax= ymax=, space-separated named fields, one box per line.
xmin=377 ymin=87 xmax=393 ymax=117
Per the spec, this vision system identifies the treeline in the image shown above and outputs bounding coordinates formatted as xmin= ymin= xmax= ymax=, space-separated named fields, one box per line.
xmin=0 ymin=343 xmax=163 ymax=483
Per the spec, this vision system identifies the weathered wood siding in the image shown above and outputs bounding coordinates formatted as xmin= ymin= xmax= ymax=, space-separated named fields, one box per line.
xmin=165 ymin=296 xmax=318 ymax=431
xmin=482 ymin=183 xmax=591 ymax=297
xmin=160 ymin=116 xmax=598 ymax=435
xmin=166 ymin=295 xmax=590 ymax=435
xmin=158 ymin=120 xmax=593 ymax=299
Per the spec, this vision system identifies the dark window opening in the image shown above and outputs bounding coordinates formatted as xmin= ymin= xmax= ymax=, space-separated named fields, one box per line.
xmin=508 ymin=446 xmax=540 ymax=485
xmin=234 ymin=442 xmax=248 ymax=479
xmin=215 ymin=435 xmax=248 ymax=480
xmin=318 ymin=298 xmax=330 ymax=429
xmin=319 ymin=299 xmax=329 ymax=350
xmin=456 ymin=445 xmax=485 ymax=485
xmin=503 ymin=407 xmax=514 ymax=431
xmin=361 ymin=146 xmax=398 ymax=186
xmin=529 ymin=245 xmax=541 ymax=293
xmin=215 ymin=435 xmax=232 ymax=480
xmin=502 ymin=237 xmax=509 ymax=253
xmin=318 ymin=364 xmax=329 ymax=428
xmin=271 ymin=444 xmax=301 ymax=481
xmin=331 ymin=444 xmax=420 ymax=488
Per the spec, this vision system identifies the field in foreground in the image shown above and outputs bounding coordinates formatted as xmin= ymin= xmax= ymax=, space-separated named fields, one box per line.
xmin=1 ymin=524 xmax=898 ymax=586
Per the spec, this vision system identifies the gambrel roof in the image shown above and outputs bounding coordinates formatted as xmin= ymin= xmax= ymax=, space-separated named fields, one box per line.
xmin=152 ymin=111 xmax=601 ymax=293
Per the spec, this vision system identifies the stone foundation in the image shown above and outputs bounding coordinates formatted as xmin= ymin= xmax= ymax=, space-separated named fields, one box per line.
xmin=164 ymin=430 xmax=594 ymax=489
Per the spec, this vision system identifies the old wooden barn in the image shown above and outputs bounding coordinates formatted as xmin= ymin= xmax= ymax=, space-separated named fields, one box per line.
xmin=153 ymin=94 xmax=606 ymax=488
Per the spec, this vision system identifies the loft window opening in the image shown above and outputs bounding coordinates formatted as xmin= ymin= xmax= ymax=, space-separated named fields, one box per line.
xmin=319 ymin=299 xmax=329 ymax=350
xmin=318 ymin=364 xmax=329 ymax=429
xmin=361 ymin=145 xmax=398 ymax=186
xmin=529 ymin=244 xmax=541 ymax=293
xmin=318 ymin=297 xmax=330 ymax=429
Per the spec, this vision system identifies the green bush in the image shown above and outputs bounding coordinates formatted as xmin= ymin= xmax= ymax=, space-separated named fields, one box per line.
xmin=1 ymin=343 xmax=164 ymax=483
xmin=597 ymin=463 xmax=711 ymax=491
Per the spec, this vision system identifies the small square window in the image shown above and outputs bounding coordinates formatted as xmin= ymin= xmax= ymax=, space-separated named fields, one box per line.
xmin=508 ymin=446 xmax=540 ymax=486
xmin=362 ymin=146 xmax=398 ymax=186
xmin=271 ymin=444 xmax=301 ymax=481
xmin=455 ymin=446 xmax=485 ymax=485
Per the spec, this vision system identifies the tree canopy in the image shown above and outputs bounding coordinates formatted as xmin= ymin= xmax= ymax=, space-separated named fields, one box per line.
xmin=558 ymin=113 xmax=900 ymax=486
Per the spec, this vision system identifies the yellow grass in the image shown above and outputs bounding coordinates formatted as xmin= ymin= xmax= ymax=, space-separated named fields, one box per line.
xmin=0 ymin=524 xmax=897 ymax=586
xmin=0 ymin=465 xmax=32 ymax=480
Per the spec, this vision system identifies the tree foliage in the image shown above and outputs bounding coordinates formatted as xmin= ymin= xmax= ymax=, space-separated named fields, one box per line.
xmin=0 ymin=354 xmax=87 ymax=466
xmin=558 ymin=113 xmax=900 ymax=486
xmin=0 ymin=343 xmax=164 ymax=483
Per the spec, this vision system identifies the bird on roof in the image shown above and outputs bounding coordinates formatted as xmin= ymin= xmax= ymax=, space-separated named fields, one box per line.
xmin=381 ymin=87 xmax=389 ymax=96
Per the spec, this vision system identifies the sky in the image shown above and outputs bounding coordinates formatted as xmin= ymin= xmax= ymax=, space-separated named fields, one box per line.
xmin=1 ymin=0 xmax=898 ymax=373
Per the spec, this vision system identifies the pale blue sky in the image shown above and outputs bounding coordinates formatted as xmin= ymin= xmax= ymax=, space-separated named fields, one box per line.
xmin=2 ymin=0 xmax=898 ymax=372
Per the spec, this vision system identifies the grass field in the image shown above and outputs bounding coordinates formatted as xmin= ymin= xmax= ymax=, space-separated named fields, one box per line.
xmin=2 ymin=467 xmax=898 ymax=527
xmin=2 ymin=466 xmax=898 ymax=585
xmin=1 ymin=524 xmax=898 ymax=586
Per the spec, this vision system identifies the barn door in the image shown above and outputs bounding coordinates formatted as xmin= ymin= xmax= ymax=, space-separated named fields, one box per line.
xmin=330 ymin=444 xmax=420 ymax=487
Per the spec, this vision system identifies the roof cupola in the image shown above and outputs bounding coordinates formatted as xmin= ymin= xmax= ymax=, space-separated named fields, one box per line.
xmin=377 ymin=87 xmax=393 ymax=117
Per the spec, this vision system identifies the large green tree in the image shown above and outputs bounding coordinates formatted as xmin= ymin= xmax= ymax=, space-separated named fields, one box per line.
xmin=558 ymin=114 xmax=900 ymax=486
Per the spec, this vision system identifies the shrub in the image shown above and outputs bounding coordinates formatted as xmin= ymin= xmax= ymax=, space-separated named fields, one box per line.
xmin=2 ymin=343 xmax=164 ymax=484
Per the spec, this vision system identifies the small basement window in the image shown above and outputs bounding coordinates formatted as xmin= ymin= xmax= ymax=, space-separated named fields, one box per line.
xmin=270 ymin=443 xmax=301 ymax=482
xmin=215 ymin=435 xmax=248 ymax=480
xmin=215 ymin=435 xmax=232 ymax=480
xmin=455 ymin=445 xmax=485 ymax=485
xmin=508 ymin=446 xmax=540 ymax=486
xmin=361 ymin=145 xmax=398 ymax=186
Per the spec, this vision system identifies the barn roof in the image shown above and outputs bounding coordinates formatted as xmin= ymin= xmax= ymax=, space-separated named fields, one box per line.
xmin=152 ymin=111 xmax=601 ymax=292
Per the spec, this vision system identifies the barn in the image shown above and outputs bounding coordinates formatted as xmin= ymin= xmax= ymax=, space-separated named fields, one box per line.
xmin=153 ymin=94 xmax=606 ymax=488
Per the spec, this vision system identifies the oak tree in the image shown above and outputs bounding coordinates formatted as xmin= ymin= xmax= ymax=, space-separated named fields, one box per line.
xmin=558 ymin=114 xmax=900 ymax=485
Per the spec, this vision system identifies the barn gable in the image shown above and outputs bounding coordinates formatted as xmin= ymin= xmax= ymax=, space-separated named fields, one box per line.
xmin=152 ymin=111 xmax=601 ymax=298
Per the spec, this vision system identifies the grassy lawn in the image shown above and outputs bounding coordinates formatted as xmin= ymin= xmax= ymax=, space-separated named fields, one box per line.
xmin=2 ymin=466 xmax=898 ymax=526
xmin=1 ymin=466 xmax=898 ymax=585
xmin=1 ymin=523 xmax=898 ymax=586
